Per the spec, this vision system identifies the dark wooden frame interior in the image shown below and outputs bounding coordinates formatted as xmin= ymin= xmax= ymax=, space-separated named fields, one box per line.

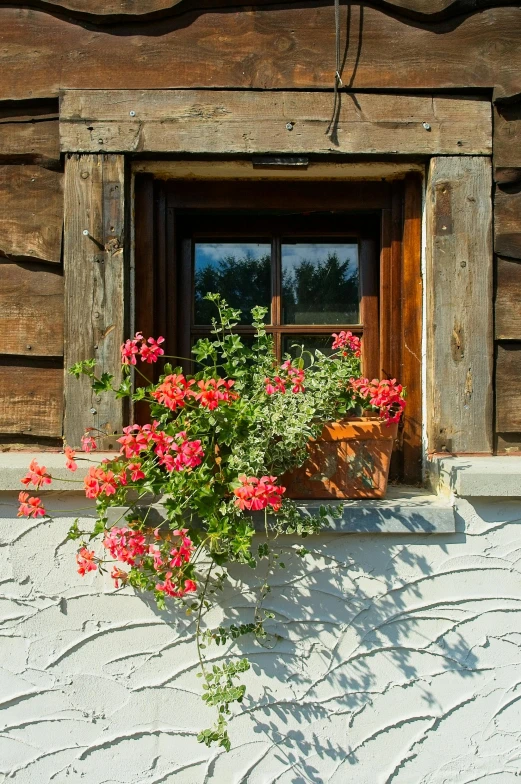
xmin=134 ymin=173 xmax=423 ymax=483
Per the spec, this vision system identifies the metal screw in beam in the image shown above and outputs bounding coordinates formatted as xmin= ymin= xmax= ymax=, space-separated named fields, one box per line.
xmin=422 ymin=122 xmax=431 ymax=131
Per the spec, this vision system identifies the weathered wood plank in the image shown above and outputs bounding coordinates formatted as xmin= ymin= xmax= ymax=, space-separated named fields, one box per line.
xmin=0 ymin=102 xmax=60 ymax=166
xmin=60 ymin=91 xmax=491 ymax=156
xmin=0 ymin=7 xmax=521 ymax=99
xmin=496 ymin=343 xmax=521 ymax=432
xmin=495 ymin=256 xmax=521 ymax=340
xmin=0 ymin=165 xmax=63 ymax=263
xmin=495 ymin=184 xmax=521 ymax=259
xmin=0 ymin=0 xmax=516 ymax=22
xmin=0 ymin=120 xmax=60 ymax=167
xmin=0 ymin=361 xmax=63 ymax=437
xmin=493 ymin=101 xmax=521 ymax=170
xmin=63 ymin=153 xmax=126 ymax=448
xmin=0 ymin=262 xmax=64 ymax=356
xmin=426 ymin=157 xmax=493 ymax=454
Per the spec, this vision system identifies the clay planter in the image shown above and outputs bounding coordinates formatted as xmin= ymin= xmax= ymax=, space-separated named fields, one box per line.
xmin=283 ymin=417 xmax=399 ymax=500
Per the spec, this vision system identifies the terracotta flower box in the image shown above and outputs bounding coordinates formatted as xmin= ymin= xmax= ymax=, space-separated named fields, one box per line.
xmin=283 ymin=417 xmax=399 ymax=500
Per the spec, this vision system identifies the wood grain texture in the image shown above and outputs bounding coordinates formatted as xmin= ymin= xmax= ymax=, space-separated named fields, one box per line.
xmin=0 ymin=361 xmax=63 ymax=437
xmin=0 ymin=165 xmax=63 ymax=263
xmin=496 ymin=343 xmax=521 ymax=432
xmin=0 ymin=102 xmax=60 ymax=166
xmin=0 ymin=119 xmax=60 ymax=167
xmin=60 ymin=91 xmax=491 ymax=155
xmin=426 ymin=156 xmax=493 ymax=454
xmin=0 ymin=262 xmax=64 ymax=356
xmin=401 ymin=175 xmax=423 ymax=480
xmin=495 ymin=184 xmax=521 ymax=259
xmin=0 ymin=0 xmax=516 ymax=22
xmin=63 ymin=154 xmax=126 ymax=448
xmin=0 ymin=6 xmax=520 ymax=99
xmin=494 ymin=101 xmax=521 ymax=170
xmin=495 ymin=256 xmax=521 ymax=340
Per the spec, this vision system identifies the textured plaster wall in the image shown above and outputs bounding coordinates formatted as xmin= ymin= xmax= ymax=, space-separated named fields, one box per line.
xmin=1 ymin=492 xmax=521 ymax=784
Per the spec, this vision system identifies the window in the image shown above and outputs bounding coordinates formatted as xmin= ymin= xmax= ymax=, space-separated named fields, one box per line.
xmin=134 ymin=175 xmax=422 ymax=481
xmin=176 ymin=212 xmax=379 ymax=372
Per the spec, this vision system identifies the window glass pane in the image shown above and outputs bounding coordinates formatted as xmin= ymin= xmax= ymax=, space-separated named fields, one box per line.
xmin=282 ymin=334 xmax=338 ymax=366
xmin=194 ymin=242 xmax=271 ymax=325
xmin=281 ymin=242 xmax=359 ymax=325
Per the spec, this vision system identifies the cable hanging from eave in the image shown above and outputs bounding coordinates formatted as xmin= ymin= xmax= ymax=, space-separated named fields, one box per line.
xmin=326 ymin=0 xmax=343 ymax=137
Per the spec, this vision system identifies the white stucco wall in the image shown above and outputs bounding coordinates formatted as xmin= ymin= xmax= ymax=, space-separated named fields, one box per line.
xmin=1 ymin=491 xmax=521 ymax=783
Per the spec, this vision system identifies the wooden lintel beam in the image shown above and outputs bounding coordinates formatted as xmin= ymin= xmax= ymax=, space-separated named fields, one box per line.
xmin=60 ymin=91 xmax=492 ymax=157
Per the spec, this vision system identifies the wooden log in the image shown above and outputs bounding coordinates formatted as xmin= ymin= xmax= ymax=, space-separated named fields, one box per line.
xmin=495 ymin=256 xmax=521 ymax=340
xmin=426 ymin=157 xmax=493 ymax=454
xmin=493 ymin=101 xmax=521 ymax=170
xmin=496 ymin=343 xmax=521 ymax=432
xmin=63 ymin=153 xmax=126 ymax=448
xmin=0 ymin=119 xmax=60 ymax=167
xmin=0 ymin=360 xmax=63 ymax=437
xmin=0 ymin=0 xmax=515 ymax=22
xmin=495 ymin=184 xmax=521 ymax=259
xmin=0 ymin=6 xmax=521 ymax=99
xmin=0 ymin=102 xmax=60 ymax=167
xmin=60 ymin=91 xmax=491 ymax=156
xmin=0 ymin=165 xmax=63 ymax=263
xmin=0 ymin=262 xmax=64 ymax=356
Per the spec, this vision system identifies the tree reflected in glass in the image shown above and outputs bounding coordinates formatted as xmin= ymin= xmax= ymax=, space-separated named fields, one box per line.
xmin=282 ymin=243 xmax=359 ymax=325
xmin=194 ymin=243 xmax=271 ymax=324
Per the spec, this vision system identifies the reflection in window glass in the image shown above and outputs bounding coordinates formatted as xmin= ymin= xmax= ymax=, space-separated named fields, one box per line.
xmin=282 ymin=335 xmax=337 ymax=366
xmin=281 ymin=242 xmax=359 ymax=325
xmin=194 ymin=242 xmax=271 ymax=325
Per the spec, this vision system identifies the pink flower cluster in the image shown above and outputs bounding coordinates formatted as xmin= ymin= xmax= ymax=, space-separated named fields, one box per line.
xmin=17 ymin=491 xmax=46 ymax=518
xmin=152 ymin=373 xmax=195 ymax=411
xmin=21 ymin=459 xmax=51 ymax=490
xmin=121 ymin=333 xmax=165 ymax=365
xmin=84 ymin=465 xmax=126 ymax=499
xmin=332 ymin=331 xmax=362 ymax=358
xmin=117 ymin=422 xmax=204 ymax=474
xmin=103 ymin=527 xmax=147 ymax=565
xmin=152 ymin=374 xmax=238 ymax=412
xmin=265 ymin=360 xmax=305 ymax=395
xmin=76 ymin=547 xmax=97 ymax=576
xmin=156 ymin=574 xmax=197 ymax=598
xmin=234 ymin=475 xmax=285 ymax=512
xmin=351 ymin=377 xmax=406 ymax=425
xmin=65 ymin=446 xmax=77 ymax=471
xmin=97 ymin=525 xmax=198 ymax=598
xmin=81 ymin=432 xmax=97 ymax=452
xmin=192 ymin=378 xmax=238 ymax=410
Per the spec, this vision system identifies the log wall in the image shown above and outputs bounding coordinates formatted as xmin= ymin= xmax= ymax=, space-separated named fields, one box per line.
xmin=0 ymin=100 xmax=63 ymax=446
xmin=0 ymin=0 xmax=519 ymax=452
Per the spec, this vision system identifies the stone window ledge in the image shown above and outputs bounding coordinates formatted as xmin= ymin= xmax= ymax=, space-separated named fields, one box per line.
xmin=0 ymin=452 xmax=455 ymax=534
xmin=429 ymin=455 xmax=521 ymax=499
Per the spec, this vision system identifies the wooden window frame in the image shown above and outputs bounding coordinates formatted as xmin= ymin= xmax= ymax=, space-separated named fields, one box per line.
xmin=175 ymin=212 xmax=379 ymax=375
xmin=133 ymin=170 xmax=422 ymax=481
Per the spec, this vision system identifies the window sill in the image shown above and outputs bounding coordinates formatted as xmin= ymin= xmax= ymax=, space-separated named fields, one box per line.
xmin=0 ymin=453 xmax=455 ymax=534
xmin=429 ymin=455 xmax=521 ymax=498
xmin=102 ymin=486 xmax=455 ymax=535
